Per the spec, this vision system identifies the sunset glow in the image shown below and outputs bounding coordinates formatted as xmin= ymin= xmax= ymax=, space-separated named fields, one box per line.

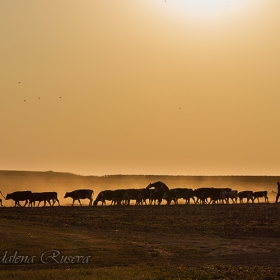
xmin=169 ymin=0 xmax=251 ymax=12
xmin=1 ymin=1 xmax=279 ymax=176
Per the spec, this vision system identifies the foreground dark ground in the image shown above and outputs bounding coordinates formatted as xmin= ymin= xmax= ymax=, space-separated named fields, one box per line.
xmin=1 ymin=203 xmax=280 ymax=279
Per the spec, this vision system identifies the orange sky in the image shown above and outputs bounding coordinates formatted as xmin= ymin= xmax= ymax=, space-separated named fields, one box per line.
xmin=1 ymin=0 xmax=280 ymax=176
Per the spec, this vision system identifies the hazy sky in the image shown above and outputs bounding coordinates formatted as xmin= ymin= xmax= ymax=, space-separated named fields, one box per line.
xmin=1 ymin=0 xmax=280 ymax=176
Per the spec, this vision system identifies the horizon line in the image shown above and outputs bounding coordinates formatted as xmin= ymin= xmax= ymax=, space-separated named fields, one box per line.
xmin=0 ymin=169 xmax=280 ymax=177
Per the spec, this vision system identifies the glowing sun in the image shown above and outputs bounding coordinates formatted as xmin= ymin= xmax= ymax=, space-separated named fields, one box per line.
xmin=165 ymin=0 xmax=254 ymax=18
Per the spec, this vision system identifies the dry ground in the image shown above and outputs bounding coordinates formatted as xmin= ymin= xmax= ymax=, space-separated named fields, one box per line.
xmin=1 ymin=203 xmax=280 ymax=279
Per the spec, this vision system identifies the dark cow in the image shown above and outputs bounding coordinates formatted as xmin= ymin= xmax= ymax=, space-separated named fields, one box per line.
xmin=94 ymin=190 xmax=115 ymax=206
xmin=252 ymin=191 xmax=268 ymax=203
xmin=173 ymin=188 xmax=189 ymax=204
xmin=209 ymin=188 xmax=232 ymax=204
xmin=6 ymin=191 xmax=33 ymax=207
xmin=237 ymin=191 xmax=253 ymax=203
xmin=184 ymin=188 xmax=195 ymax=204
xmin=193 ymin=188 xmax=213 ymax=204
xmin=112 ymin=189 xmax=130 ymax=205
xmin=64 ymin=189 xmax=94 ymax=206
xmin=146 ymin=181 xmax=169 ymax=205
xmin=138 ymin=188 xmax=154 ymax=205
xmin=31 ymin=192 xmax=60 ymax=207
xmin=275 ymin=182 xmax=280 ymax=203
xmin=192 ymin=188 xmax=231 ymax=204
xmin=162 ymin=189 xmax=177 ymax=205
xmin=227 ymin=190 xmax=238 ymax=204
xmin=126 ymin=189 xmax=144 ymax=205
xmin=163 ymin=188 xmax=193 ymax=205
xmin=218 ymin=190 xmax=238 ymax=204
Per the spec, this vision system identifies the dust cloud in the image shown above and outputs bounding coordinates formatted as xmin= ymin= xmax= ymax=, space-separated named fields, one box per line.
xmin=0 ymin=171 xmax=279 ymax=206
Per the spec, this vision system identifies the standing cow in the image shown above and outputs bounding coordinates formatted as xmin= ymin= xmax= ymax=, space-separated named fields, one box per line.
xmin=146 ymin=181 xmax=169 ymax=205
xmin=64 ymin=189 xmax=94 ymax=206
xmin=126 ymin=189 xmax=144 ymax=205
xmin=30 ymin=192 xmax=60 ymax=207
xmin=94 ymin=190 xmax=115 ymax=206
xmin=6 ymin=191 xmax=33 ymax=207
xmin=252 ymin=191 xmax=269 ymax=203
xmin=237 ymin=191 xmax=253 ymax=203
xmin=112 ymin=189 xmax=130 ymax=205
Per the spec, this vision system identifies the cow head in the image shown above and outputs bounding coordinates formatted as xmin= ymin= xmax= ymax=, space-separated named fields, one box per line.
xmin=6 ymin=194 xmax=11 ymax=200
xmin=64 ymin=192 xmax=70 ymax=198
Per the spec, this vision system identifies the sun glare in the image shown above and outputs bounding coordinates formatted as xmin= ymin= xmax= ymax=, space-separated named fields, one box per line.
xmin=165 ymin=0 xmax=255 ymax=19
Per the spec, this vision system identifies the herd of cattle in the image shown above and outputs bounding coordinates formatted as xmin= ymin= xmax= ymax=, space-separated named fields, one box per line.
xmin=0 ymin=181 xmax=277 ymax=207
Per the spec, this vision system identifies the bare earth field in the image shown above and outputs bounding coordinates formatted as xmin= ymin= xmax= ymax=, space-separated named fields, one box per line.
xmin=1 ymin=203 xmax=280 ymax=279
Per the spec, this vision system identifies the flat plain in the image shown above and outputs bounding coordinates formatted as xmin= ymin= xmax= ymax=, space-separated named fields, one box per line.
xmin=1 ymin=203 xmax=280 ymax=279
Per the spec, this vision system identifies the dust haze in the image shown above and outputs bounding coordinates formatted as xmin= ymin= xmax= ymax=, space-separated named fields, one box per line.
xmin=0 ymin=171 xmax=279 ymax=206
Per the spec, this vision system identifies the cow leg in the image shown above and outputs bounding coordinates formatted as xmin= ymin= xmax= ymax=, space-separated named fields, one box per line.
xmin=89 ymin=198 xmax=93 ymax=206
xmin=78 ymin=199 xmax=82 ymax=206
xmin=23 ymin=200 xmax=28 ymax=207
